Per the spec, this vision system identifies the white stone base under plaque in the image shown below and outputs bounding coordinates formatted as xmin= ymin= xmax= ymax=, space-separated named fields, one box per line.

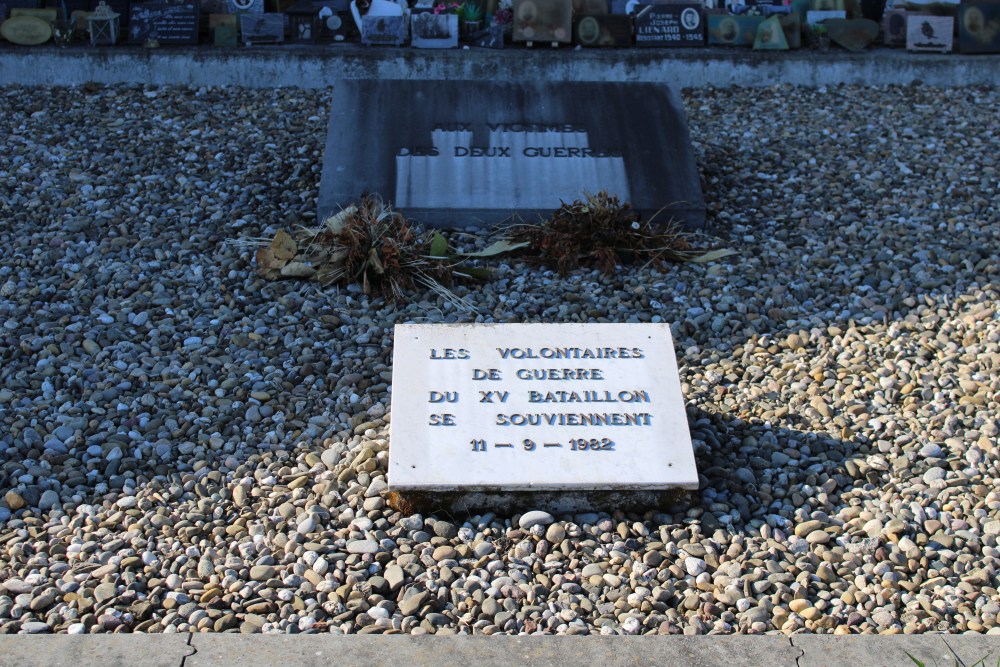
xmin=388 ymin=323 xmax=698 ymax=513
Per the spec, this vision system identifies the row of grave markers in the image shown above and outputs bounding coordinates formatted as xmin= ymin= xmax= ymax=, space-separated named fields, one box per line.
xmin=3 ymin=0 xmax=999 ymax=52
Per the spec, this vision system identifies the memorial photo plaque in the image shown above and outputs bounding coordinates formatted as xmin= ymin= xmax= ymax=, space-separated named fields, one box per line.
xmin=319 ymin=80 xmax=706 ymax=229
xmin=512 ymin=0 xmax=572 ymax=42
xmin=882 ymin=8 xmax=906 ymax=46
xmin=707 ymin=13 xmax=762 ymax=45
xmin=411 ymin=10 xmax=458 ymax=47
xmin=389 ymin=323 xmax=699 ymax=513
xmin=574 ymin=13 xmax=633 ymax=45
xmin=958 ymin=0 xmax=1000 ymax=53
xmin=634 ymin=2 xmax=705 ymax=46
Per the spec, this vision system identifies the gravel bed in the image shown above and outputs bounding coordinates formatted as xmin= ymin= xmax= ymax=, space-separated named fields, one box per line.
xmin=0 ymin=83 xmax=998 ymax=636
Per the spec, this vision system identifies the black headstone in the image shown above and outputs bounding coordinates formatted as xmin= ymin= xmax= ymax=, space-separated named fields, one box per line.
xmin=319 ymin=80 xmax=705 ymax=229
xmin=634 ymin=3 xmax=704 ymax=46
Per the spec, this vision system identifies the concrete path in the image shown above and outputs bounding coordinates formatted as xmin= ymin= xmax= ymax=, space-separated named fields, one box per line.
xmin=1 ymin=634 xmax=999 ymax=667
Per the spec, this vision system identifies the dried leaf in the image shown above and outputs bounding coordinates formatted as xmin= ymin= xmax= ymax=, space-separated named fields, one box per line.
xmin=280 ymin=261 xmax=317 ymax=279
xmin=270 ymin=230 xmax=297 ymax=261
xmin=429 ymin=233 xmax=449 ymax=258
xmin=329 ymin=248 xmax=349 ymax=268
xmin=316 ymin=265 xmax=343 ymax=286
xmin=460 ymin=239 xmax=530 ymax=258
xmin=324 ymin=205 xmax=356 ymax=235
xmin=367 ymin=247 xmax=384 ymax=274
xmin=255 ymin=247 xmax=288 ymax=275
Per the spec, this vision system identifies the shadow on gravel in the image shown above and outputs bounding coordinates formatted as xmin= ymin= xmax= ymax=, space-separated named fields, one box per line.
xmin=676 ymin=406 xmax=871 ymax=537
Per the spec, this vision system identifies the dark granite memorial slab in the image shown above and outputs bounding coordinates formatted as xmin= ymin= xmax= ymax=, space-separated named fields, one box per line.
xmin=574 ymin=13 xmax=633 ymax=44
xmin=319 ymin=80 xmax=705 ymax=229
xmin=635 ymin=3 xmax=705 ymax=46
xmin=128 ymin=1 xmax=199 ymax=43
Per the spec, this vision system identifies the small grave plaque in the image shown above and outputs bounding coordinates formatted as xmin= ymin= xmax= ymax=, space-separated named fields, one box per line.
xmin=634 ymin=3 xmax=704 ymax=46
xmin=753 ymin=13 xmax=788 ymax=47
xmin=319 ymin=80 xmax=705 ymax=229
xmin=361 ymin=13 xmax=404 ymax=43
xmin=707 ymin=13 xmax=762 ymax=44
xmin=214 ymin=21 xmax=237 ymax=42
xmin=574 ymin=13 xmax=632 ymax=44
xmin=128 ymin=1 xmax=199 ymax=43
xmin=882 ymin=8 xmax=907 ymax=45
xmin=513 ymin=0 xmax=572 ymax=42
xmin=906 ymin=13 xmax=952 ymax=51
xmin=958 ymin=0 xmax=1000 ymax=53
xmin=389 ymin=323 xmax=698 ymax=513
xmin=209 ymin=11 xmax=236 ymax=28
xmin=240 ymin=11 xmax=283 ymax=42
xmin=411 ymin=11 xmax=457 ymax=47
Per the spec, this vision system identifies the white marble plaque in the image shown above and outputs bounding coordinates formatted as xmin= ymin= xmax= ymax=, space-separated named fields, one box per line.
xmin=389 ymin=323 xmax=698 ymax=493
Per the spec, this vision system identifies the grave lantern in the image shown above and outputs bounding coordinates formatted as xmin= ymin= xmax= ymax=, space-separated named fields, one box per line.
xmin=87 ymin=1 xmax=120 ymax=45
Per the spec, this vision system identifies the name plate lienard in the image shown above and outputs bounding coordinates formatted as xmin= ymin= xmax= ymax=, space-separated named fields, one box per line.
xmin=389 ymin=323 xmax=698 ymax=492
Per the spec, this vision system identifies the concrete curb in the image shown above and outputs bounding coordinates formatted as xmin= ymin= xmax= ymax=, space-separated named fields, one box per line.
xmin=2 ymin=634 xmax=999 ymax=667
xmin=1 ymin=45 xmax=1000 ymax=88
